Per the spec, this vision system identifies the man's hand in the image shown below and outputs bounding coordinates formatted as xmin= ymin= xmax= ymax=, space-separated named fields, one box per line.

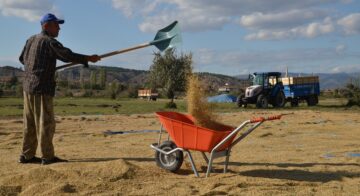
xmin=87 ymin=55 xmax=101 ymax=63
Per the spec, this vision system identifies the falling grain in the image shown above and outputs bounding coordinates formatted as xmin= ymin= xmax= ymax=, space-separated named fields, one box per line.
xmin=186 ymin=75 xmax=228 ymax=130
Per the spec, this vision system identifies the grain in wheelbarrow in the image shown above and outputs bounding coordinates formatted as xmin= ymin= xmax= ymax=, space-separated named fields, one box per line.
xmin=186 ymin=75 xmax=229 ymax=130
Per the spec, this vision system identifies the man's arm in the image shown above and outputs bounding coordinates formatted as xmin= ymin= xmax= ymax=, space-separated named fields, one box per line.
xmin=49 ymin=40 xmax=100 ymax=65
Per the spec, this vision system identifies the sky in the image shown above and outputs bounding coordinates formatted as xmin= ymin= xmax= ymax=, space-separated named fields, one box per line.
xmin=0 ymin=0 xmax=360 ymax=76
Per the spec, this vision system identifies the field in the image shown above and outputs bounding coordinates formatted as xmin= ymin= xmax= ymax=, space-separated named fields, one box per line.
xmin=0 ymin=97 xmax=359 ymax=195
xmin=0 ymin=97 xmax=353 ymax=117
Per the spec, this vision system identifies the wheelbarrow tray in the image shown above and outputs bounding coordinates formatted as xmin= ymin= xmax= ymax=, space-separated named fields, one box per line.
xmin=156 ymin=112 xmax=236 ymax=152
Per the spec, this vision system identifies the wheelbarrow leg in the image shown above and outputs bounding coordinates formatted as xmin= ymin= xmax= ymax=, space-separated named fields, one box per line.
xmin=206 ymin=153 xmax=214 ymax=177
xmin=157 ymin=125 xmax=163 ymax=145
xmin=224 ymin=150 xmax=230 ymax=173
xmin=201 ymin=152 xmax=216 ymax=173
xmin=185 ymin=150 xmax=199 ymax=177
xmin=201 ymin=152 xmax=209 ymax=163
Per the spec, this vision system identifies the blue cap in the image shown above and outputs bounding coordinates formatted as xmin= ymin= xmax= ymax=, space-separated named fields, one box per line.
xmin=40 ymin=13 xmax=64 ymax=25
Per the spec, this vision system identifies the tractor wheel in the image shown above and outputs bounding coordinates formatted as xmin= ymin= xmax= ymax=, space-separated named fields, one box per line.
xmin=306 ymin=95 xmax=318 ymax=106
xmin=256 ymin=94 xmax=268 ymax=108
xmin=236 ymin=94 xmax=245 ymax=108
xmin=274 ymin=91 xmax=286 ymax=107
xmin=155 ymin=141 xmax=183 ymax=172
xmin=290 ymin=98 xmax=299 ymax=107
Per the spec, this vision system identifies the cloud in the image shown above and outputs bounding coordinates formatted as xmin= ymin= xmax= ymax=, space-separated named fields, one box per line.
xmin=331 ymin=64 xmax=360 ymax=73
xmin=111 ymin=0 xmax=346 ymax=34
xmin=336 ymin=44 xmax=347 ymax=54
xmin=0 ymin=0 xmax=57 ymax=22
xmin=138 ymin=11 xmax=231 ymax=33
xmin=190 ymin=46 xmax=360 ymax=74
xmin=245 ymin=17 xmax=335 ymax=40
xmin=245 ymin=12 xmax=360 ymax=40
xmin=337 ymin=13 xmax=360 ymax=35
xmin=110 ymin=0 xmax=358 ymax=39
xmin=239 ymin=9 xmax=330 ymax=30
xmin=195 ymin=48 xmax=216 ymax=65
xmin=133 ymin=1 xmax=233 ymax=32
xmin=111 ymin=0 xmax=159 ymax=18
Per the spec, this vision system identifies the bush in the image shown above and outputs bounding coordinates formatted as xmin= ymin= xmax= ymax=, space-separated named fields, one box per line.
xmin=347 ymin=99 xmax=360 ymax=106
xmin=110 ymin=91 xmax=117 ymax=100
xmin=57 ymin=80 xmax=68 ymax=88
xmin=164 ymin=101 xmax=177 ymax=109
xmin=107 ymin=82 xmax=119 ymax=100
xmin=16 ymin=85 xmax=23 ymax=97
xmin=65 ymin=90 xmax=73 ymax=97
xmin=126 ymin=85 xmax=140 ymax=98
xmin=343 ymin=81 xmax=360 ymax=106
xmin=82 ymin=90 xmax=93 ymax=97
xmin=229 ymin=88 xmax=245 ymax=97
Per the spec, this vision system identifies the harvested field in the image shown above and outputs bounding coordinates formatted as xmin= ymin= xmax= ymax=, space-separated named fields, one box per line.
xmin=0 ymin=110 xmax=359 ymax=195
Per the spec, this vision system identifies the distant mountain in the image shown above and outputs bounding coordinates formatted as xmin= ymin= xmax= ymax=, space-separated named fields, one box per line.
xmin=196 ymin=72 xmax=248 ymax=91
xmin=0 ymin=66 xmax=24 ymax=77
xmin=317 ymin=73 xmax=360 ymax=89
xmin=56 ymin=65 xmax=148 ymax=85
xmin=1 ymin=65 xmax=359 ymax=90
xmin=56 ymin=66 xmax=247 ymax=89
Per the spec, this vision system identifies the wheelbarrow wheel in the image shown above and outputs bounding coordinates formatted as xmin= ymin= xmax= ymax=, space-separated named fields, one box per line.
xmin=155 ymin=141 xmax=183 ymax=172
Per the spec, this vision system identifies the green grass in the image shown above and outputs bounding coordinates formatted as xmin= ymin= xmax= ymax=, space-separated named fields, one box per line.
xmin=0 ymin=97 xmax=188 ymax=117
xmin=0 ymin=97 xmax=357 ymax=118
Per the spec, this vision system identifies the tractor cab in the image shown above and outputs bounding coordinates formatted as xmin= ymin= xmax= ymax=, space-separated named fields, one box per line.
xmin=246 ymin=72 xmax=282 ymax=98
xmin=250 ymin=72 xmax=281 ymax=86
xmin=238 ymin=72 xmax=285 ymax=108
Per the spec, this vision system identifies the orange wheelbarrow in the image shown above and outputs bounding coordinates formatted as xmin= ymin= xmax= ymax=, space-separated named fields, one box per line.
xmin=150 ymin=111 xmax=287 ymax=177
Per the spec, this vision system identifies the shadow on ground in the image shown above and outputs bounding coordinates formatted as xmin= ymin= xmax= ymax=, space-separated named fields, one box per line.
xmin=70 ymin=157 xmax=155 ymax=163
xmin=227 ymin=161 xmax=360 ymax=168
xmin=238 ymin=169 xmax=359 ymax=182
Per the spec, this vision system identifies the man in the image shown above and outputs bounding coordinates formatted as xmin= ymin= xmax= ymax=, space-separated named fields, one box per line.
xmin=18 ymin=13 xmax=101 ymax=165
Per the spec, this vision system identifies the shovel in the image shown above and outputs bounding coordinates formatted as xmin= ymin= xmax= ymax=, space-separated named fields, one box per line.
xmin=56 ymin=21 xmax=181 ymax=70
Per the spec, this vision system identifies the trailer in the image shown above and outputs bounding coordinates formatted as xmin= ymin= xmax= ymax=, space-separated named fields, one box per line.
xmin=281 ymin=76 xmax=320 ymax=106
xmin=138 ymin=89 xmax=158 ymax=101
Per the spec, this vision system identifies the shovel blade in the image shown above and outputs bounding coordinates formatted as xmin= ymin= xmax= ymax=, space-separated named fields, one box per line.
xmin=151 ymin=21 xmax=182 ymax=51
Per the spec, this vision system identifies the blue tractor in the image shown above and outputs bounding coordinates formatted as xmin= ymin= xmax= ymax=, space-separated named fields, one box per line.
xmin=237 ymin=72 xmax=286 ymax=108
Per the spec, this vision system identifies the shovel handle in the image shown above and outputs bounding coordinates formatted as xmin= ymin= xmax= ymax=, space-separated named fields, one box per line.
xmin=56 ymin=42 xmax=151 ymax=70
xmin=250 ymin=113 xmax=293 ymax=123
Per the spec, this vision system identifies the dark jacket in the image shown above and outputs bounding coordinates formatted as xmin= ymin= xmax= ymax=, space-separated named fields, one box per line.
xmin=19 ymin=31 xmax=88 ymax=96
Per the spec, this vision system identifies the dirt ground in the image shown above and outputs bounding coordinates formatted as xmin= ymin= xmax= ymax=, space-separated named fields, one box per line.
xmin=0 ymin=110 xmax=359 ymax=195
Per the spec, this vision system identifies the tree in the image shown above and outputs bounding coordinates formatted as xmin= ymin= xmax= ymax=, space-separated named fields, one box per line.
xmin=80 ymin=68 xmax=85 ymax=89
xmin=108 ymin=81 xmax=119 ymax=99
xmin=99 ymin=68 xmax=106 ymax=90
xmin=126 ymin=84 xmax=140 ymax=98
xmin=9 ymin=75 xmax=18 ymax=86
xmin=149 ymin=48 xmax=192 ymax=103
xmin=343 ymin=77 xmax=360 ymax=106
xmin=67 ymin=71 xmax=73 ymax=89
xmin=16 ymin=85 xmax=23 ymax=97
xmin=90 ymin=70 xmax=97 ymax=90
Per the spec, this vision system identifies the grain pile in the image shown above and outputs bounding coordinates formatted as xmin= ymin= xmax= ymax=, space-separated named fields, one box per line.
xmin=186 ymin=75 xmax=227 ymax=130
